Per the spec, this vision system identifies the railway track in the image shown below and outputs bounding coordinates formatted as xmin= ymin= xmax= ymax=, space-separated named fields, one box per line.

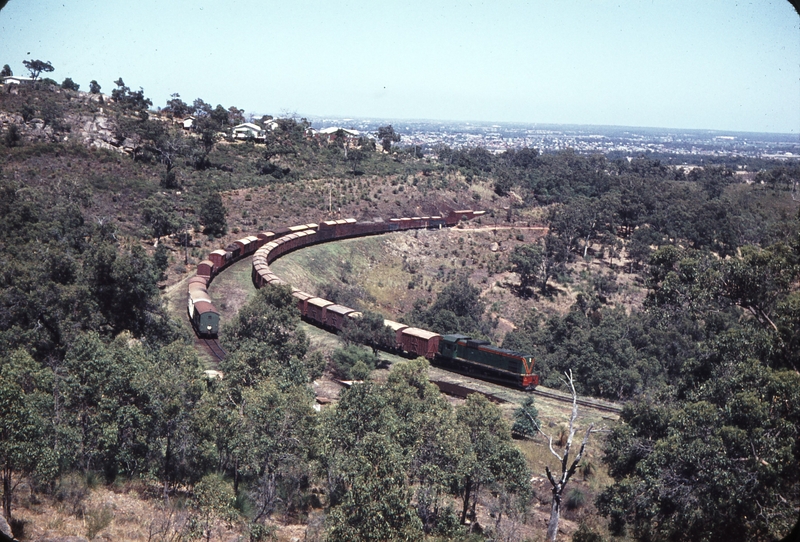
xmin=431 ymin=378 xmax=622 ymax=414
xmin=200 ymin=338 xmax=227 ymax=362
xmin=194 ymin=325 xmax=622 ymax=414
xmin=532 ymin=387 xmax=623 ymax=414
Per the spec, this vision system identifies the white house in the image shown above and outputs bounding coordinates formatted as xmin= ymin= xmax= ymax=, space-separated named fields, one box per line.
xmin=1 ymin=76 xmax=33 ymax=85
xmin=232 ymin=122 xmax=266 ymax=140
xmin=316 ymin=126 xmax=360 ymax=143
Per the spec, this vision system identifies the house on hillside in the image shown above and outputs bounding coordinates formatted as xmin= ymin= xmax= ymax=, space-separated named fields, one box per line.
xmin=232 ymin=122 xmax=266 ymax=141
xmin=263 ymin=119 xmax=280 ymax=131
xmin=2 ymin=76 xmax=33 ymax=85
xmin=316 ymin=126 xmax=360 ymax=144
xmin=181 ymin=116 xmax=196 ymax=130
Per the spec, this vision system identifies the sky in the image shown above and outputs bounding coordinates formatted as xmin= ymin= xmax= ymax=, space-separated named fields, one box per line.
xmin=1 ymin=0 xmax=798 ymax=133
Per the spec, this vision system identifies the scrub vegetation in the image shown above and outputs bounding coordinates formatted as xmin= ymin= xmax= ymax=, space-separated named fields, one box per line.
xmin=1 ymin=74 xmax=798 ymax=541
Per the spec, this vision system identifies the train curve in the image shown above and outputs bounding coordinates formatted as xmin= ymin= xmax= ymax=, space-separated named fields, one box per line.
xmin=186 ymin=209 xmax=622 ymax=413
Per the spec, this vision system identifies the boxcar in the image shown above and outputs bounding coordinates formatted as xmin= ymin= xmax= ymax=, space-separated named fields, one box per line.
xmin=399 ymin=327 xmax=441 ymax=359
xmin=197 ymin=260 xmax=215 ymax=278
xmin=324 ymin=304 xmax=356 ymax=330
xmin=383 ymin=319 xmax=409 ymax=349
xmin=306 ymin=297 xmax=333 ymax=325
xmin=209 ymin=249 xmax=230 ymax=270
xmin=257 ymin=231 xmax=275 ymax=244
xmin=188 ymin=275 xmax=209 ymax=287
xmin=292 ymin=291 xmax=315 ymax=316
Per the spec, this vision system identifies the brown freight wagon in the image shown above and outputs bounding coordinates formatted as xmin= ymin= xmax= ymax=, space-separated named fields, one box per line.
xmin=233 ymin=237 xmax=254 ymax=256
xmin=196 ymin=260 xmax=215 ymax=277
xmin=292 ymin=291 xmax=315 ymax=316
xmin=208 ymin=249 xmax=229 ymax=270
xmin=324 ymin=304 xmax=357 ymax=330
xmin=188 ymin=275 xmax=209 ymax=287
xmin=306 ymin=297 xmax=333 ymax=325
xmin=383 ymin=319 xmax=409 ymax=349
xmin=400 ymin=327 xmax=441 ymax=359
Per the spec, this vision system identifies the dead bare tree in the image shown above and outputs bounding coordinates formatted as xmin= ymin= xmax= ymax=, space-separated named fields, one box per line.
xmin=524 ymin=370 xmax=594 ymax=542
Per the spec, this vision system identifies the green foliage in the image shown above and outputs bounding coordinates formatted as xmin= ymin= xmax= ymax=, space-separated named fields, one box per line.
xmin=319 ymin=361 xmax=529 ymax=536
xmin=331 ymin=344 xmax=378 ymax=380
xmin=221 ymin=286 xmax=311 ymax=392
xmin=84 ymin=505 xmax=113 ymax=539
xmin=505 ymin=304 xmax=672 ymax=399
xmin=22 ymin=59 xmax=53 ymax=81
xmin=3 ymin=123 xmax=20 ymax=147
xmin=455 ymin=394 xmax=531 ymax=524
xmin=509 ymin=243 xmax=544 ymax=295
xmin=572 ymin=523 xmax=606 ymax=542
xmin=141 ymin=193 xmax=182 ymax=237
xmin=89 ymin=80 xmax=101 ymax=94
xmin=60 ymin=77 xmax=79 ymax=91
xmin=512 ymin=396 xmax=540 ymax=438
xmin=326 ymin=433 xmax=423 ymax=541
xmin=339 ymin=310 xmax=394 ymax=355
xmin=199 ymin=191 xmax=227 ymax=236
xmin=599 ymin=362 xmax=800 ymax=540
xmin=376 ymin=124 xmax=401 ymax=153
xmin=0 ymin=64 xmax=11 ymax=77
xmin=0 ymin=349 xmax=56 ymax=518
xmin=192 ymin=473 xmax=237 ymax=540
xmin=111 ymin=78 xmax=152 ymax=114
xmin=564 ymin=488 xmax=586 ymax=511
xmin=409 ymin=275 xmax=487 ymax=336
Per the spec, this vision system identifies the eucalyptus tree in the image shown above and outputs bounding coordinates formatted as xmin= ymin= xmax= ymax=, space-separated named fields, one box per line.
xmin=22 ymin=59 xmax=53 ymax=81
xmin=520 ymin=370 xmax=595 ymax=542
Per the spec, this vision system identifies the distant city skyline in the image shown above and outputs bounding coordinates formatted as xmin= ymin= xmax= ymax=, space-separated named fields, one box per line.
xmin=1 ymin=1 xmax=798 ymax=134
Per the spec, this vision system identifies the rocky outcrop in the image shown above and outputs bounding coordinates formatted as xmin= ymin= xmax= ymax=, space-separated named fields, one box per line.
xmin=1 ymin=85 xmax=129 ymax=152
xmin=69 ymin=112 xmax=124 ymax=152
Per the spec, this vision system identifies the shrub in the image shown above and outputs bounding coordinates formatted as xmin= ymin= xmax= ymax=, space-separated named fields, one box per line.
xmin=565 ymin=488 xmax=586 ymax=511
xmin=85 ymin=505 xmax=114 ymax=539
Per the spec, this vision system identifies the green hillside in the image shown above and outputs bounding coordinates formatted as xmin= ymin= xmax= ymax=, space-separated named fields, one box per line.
xmin=1 ymin=79 xmax=798 ymax=541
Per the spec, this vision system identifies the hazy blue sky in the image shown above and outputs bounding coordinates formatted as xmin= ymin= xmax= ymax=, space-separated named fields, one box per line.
xmin=1 ymin=1 xmax=798 ymax=133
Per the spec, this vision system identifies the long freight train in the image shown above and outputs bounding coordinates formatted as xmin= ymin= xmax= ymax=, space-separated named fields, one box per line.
xmin=187 ymin=210 xmax=539 ymax=390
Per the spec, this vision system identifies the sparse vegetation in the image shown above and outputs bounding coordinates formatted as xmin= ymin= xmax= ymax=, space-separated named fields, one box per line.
xmin=0 ymin=77 xmax=798 ymax=541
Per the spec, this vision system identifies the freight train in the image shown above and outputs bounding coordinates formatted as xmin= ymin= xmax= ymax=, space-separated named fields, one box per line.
xmin=187 ymin=209 xmax=539 ymax=390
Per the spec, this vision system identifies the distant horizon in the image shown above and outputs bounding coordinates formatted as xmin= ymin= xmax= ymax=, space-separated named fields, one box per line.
xmin=300 ymin=114 xmax=800 ymax=138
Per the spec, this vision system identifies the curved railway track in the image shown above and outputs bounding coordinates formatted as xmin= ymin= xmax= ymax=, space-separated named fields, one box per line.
xmin=200 ymin=338 xmax=227 ymax=362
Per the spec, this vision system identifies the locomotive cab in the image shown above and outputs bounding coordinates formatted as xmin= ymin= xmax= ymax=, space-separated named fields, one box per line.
xmin=437 ymin=334 xmax=538 ymax=390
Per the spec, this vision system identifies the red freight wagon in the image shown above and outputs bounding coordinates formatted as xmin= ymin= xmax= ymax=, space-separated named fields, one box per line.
xmin=257 ymin=231 xmax=275 ymax=244
xmin=400 ymin=327 xmax=441 ymax=359
xmin=188 ymin=275 xmax=209 ymax=287
xmin=209 ymin=249 xmax=229 ymax=270
xmin=324 ymin=304 xmax=356 ymax=330
xmin=246 ymin=235 xmax=261 ymax=249
xmin=196 ymin=260 xmax=214 ymax=277
xmin=292 ymin=291 xmax=314 ymax=316
xmin=297 ymin=230 xmax=317 ymax=248
xmin=305 ymin=297 xmax=333 ymax=325
xmin=384 ymin=319 xmax=409 ymax=349
xmin=233 ymin=237 xmax=253 ymax=255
